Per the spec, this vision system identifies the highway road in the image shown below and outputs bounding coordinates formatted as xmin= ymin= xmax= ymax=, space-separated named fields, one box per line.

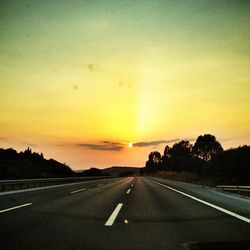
xmin=0 ymin=176 xmax=249 ymax=250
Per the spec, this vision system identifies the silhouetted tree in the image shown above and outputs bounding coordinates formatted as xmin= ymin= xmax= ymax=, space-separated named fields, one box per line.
xmin=164 ymin=145 xmax=171 ymax=159
xmin=0 ymin=148 xmax=18 ymax=158
xmin=160 ymin=141 xmax=198 ymax=172
xmin=206 ymin=145 xmax=250 ymax=184
xmin=24 ymin=147 xmax=32 ymax=155
xmin=145 ymin=151 xmax=161 ymax=171
xmin=152 ymin=151 xmax=161 ymax=165
xmin=161 ymin=145 xmax=171 ymax=170
xmin=140 ymin=134 xmax=249 ymax=184
xmin=169 ymin=140 xmax=192 ymax=158
xmin=193 ymin=134 xmax=223 ymax=161
xmin=0 ymin=147 xmax=73 ymax=179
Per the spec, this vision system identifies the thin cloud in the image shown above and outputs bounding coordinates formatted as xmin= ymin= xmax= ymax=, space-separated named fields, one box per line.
xmin=133 ymin=139 xmax=180 ymax=147
xmin=77 ymin=138 xmax=196 ymax=150
xmin=77 ymin=141 xmax=124 ymax=151
xmin=101 ymin=141 xmax=123 ymax=146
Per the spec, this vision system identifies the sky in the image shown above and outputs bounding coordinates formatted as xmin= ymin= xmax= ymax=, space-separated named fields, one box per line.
xmin=0 ymin=0 xmax=250 ymax=169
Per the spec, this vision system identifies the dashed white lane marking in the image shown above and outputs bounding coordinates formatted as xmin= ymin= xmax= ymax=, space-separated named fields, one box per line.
xmin=131 ymin=184 xmax=133 ymax=187
xmin=126 ymin=189 xmax=131 ymax=194
xmin=97 ymin=184 xmax=103 ymax=187
xmin=0 ymin=203 xmax=32 ymax=214
xmin=70 ymin=188 xmax=86 ymax=194
xmin=150 ymin=179 xmax=250 ymax=224
xmin=105 ymin=203 xmax=123 ymax=226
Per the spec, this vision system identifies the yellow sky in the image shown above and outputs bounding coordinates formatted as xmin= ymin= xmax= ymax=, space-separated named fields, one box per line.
xmin=0 ymin=0 xmax=249 ymax=169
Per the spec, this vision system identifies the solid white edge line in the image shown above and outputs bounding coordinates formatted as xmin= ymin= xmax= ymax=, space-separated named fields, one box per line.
xmin=126 ymin=189 xmax=131 ymax=194
xmin=0 ymin=203 xmax=32 ymax=214
xmin=70 ymin=188 xmax=86 ymax=194
xmin=0 ymin=180 xmax=109 ymax=196
xmin=105 ymin=203 xmax=123 ymax=226
xmin=150 ymin=179 xmax=250 ymax=224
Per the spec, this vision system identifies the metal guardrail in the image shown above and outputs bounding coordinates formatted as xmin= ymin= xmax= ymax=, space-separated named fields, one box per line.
xmin=0 ymin=176 xmax=113 ymax=192
xmin=217 ymin=185 xmax=250 ymax=195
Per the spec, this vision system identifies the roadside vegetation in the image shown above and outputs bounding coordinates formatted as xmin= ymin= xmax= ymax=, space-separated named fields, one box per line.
xmin=0 ymin=147 xmax=74 ymax=179
xmin=140 ymin=134 xmax=250 ymax=185
xmin=0 ymin=148 xmax=139 ymax=179
xmin=1 ymin=134 xmax=249 ymax=183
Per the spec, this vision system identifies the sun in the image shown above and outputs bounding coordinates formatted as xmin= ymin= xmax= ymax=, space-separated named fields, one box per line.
xmin=128 ymin=142 xmax=133 ymax=148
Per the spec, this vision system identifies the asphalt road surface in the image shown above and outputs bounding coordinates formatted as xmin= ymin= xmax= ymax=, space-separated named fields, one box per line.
xmin=0 ymin=177 xmax=249 ymax=250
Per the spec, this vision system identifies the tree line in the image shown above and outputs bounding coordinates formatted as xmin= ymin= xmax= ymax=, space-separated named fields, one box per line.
xmin=0 ymin=147 xmax=74 ymax=179
xmin=140 ymin=134 xmax=250 ymax=184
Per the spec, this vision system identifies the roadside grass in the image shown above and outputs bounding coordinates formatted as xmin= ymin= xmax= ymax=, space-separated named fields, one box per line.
xmin=150 ymin=171 xmax=244 ymax=187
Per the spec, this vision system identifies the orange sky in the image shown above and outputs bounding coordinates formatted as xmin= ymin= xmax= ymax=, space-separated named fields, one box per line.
xmin=0 ymin=0 xmax=249 ymax=169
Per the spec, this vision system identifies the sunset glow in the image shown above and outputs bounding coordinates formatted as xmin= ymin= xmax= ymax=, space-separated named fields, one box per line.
xmin=0 ymin=0 xmax=249 ymax=169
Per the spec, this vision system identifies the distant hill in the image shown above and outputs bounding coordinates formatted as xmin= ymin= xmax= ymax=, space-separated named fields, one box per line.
xmin=102 ymin=166 xmax=141 ymax=177
xmin=0 ymin=147 xmax=142 ymax=180
xmin=76 ymin=166 xmax=141 ymax=177
xmin=75 ymin=166 xmax=141 ymax=177
xmin=76 ymin=167 xmax=105 ymax=177
xmin=0 ymin=147 xmax=74 ymax=179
